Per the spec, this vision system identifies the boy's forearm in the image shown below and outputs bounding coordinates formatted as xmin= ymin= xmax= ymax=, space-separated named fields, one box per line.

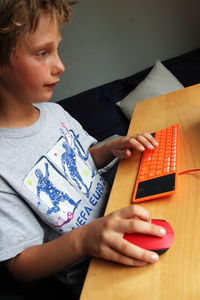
xmin=90 ymin=142 xmax=115 ymax=169
xmin=6 ymin=226 xmax=88 ymax=282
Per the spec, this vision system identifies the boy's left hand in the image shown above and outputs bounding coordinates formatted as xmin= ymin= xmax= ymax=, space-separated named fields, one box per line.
xmin=111 ymin=132 xmax=159 ymax=159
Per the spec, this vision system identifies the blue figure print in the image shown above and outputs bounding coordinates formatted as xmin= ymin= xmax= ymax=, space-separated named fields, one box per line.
xmin=35 ymin=163 xmax=81 ymax=215
xmin=69 ymin=130 xmax=96 ymax=178
xmin=61 ymin=140 xmax=92 ymax=193
xmin=60 ymin=123 xmax=91 ymax=162
xmin=69 ymin=130 xmax=89 ymax=161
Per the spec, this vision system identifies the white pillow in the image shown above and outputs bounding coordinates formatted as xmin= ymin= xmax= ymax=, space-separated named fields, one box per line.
xmin=116 ymin=60 xmax=184 ymax=120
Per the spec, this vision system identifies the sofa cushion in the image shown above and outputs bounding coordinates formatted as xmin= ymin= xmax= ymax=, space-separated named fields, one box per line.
xmin=116 ymin=60 xmax=184 ymax=120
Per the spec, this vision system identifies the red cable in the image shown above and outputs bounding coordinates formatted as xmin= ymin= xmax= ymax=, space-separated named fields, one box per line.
xmin=179 ymin=169 xmax=200 ymax=175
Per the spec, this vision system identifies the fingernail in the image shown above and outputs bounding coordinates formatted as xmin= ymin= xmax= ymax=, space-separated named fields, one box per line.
xmin=151 ymin=253 xmax=159 ymax=262
xmin=159 ymin=228 xmax=166 ymax=236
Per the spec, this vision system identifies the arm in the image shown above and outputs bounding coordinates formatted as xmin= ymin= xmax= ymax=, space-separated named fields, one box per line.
xmin=6 ymin=205 xmax=165 ymax=281
xmin=89 ymin=133 xmax=159 ymax=169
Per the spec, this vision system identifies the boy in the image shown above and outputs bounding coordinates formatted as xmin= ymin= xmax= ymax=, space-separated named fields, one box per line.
xmin=0 ymin=0 xmax=165 ymax=297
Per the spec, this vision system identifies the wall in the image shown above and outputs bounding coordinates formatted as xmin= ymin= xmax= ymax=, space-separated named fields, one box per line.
xmin=52 ymin=0 xmax=200 ymax=102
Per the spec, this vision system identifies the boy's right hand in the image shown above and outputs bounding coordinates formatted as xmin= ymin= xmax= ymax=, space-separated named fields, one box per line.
xmin=5 ymin=205 xmax=166 ymax=283
xmin=80 ymin=205 xmax=166 ymax=266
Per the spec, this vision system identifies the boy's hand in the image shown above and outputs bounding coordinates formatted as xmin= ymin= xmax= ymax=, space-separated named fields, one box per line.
xmin=111 ymin=133 xmax=159 ymax=159
xmin=81 ymin=205 xmax=166 ymax=266
xmin=89 ymin=132 xmax=158 ymax=169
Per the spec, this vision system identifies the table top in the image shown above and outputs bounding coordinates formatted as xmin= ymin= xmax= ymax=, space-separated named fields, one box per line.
xmin=80 ymin=84 xmax=200 ymax=300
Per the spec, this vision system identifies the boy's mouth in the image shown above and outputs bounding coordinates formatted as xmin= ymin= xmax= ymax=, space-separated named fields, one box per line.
xmin=45 ymin=81 xmax=59 ymax=89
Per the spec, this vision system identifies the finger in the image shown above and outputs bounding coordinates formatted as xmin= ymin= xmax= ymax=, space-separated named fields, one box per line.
xmin=107 ymin=237 xmax=159 ymax=265
xmin=140 ymin=132 xmax=159 ymax=146
xmin=115 ymin=135 xmax=155 ymax=153
xmin=132 ymin=134 xmax=156 ymax=150
xmin=97 ymin=243 xmax=158 ymax=266
xmin=117 ymin=205 xmax=151 ymax=222
xmin=113 ymin=137 xmax=145 ymax=152
xmin=125 ymin=137 xmax=146 ymax=151
xmin=119 ymin=218 xmax=166 ymax=237
xmin=130 ymin=132 xmax=159 ymax=146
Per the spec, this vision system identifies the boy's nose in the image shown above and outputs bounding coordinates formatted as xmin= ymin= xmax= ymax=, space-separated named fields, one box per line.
xmin=52 ymin=54 xmax=65 ymax=76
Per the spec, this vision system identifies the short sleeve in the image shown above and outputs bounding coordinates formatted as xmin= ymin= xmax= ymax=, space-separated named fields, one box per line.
xmin=0 ymin=190 xmax=44 ymax=261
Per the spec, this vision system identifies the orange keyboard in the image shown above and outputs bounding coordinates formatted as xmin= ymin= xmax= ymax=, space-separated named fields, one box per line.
xmin=132 ymin=124 xmax=179 ymax=203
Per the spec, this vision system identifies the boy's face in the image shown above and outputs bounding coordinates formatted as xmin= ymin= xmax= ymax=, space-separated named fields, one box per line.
xmin=0 ymin=13 xmax=65 ymax=104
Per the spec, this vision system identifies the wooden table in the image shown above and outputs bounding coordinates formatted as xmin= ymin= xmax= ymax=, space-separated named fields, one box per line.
xmin=80 ymin=84 xmax=200 ymax=300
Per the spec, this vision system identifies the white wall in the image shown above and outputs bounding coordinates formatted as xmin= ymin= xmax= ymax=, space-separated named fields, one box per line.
xmin=52 ymin=0 xmax=200 ymax=102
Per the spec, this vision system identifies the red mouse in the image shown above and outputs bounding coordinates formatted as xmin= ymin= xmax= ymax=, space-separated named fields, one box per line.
xmin=123 ymin=219 xmax=174 ymax=255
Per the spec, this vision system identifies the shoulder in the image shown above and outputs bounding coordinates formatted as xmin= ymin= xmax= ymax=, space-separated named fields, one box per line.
xmin=34 ymin=102 xmax=73 ymax=119
xmin=34 ymin=102 xmax=85 ymax=130
xmin=35 ymin=102 xmax=64 ymax=113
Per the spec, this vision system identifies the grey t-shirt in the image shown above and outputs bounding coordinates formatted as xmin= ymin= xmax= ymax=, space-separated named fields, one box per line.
xmin=0 ymin=102 xmax=108 ymax=262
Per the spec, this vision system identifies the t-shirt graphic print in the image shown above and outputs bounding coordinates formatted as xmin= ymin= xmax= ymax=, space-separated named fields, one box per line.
xmin=24 ymin=122 xmax=108 ymax=233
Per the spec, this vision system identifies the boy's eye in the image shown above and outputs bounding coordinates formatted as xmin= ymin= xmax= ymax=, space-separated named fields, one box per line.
xmin=36 ymin=50 xmax=48 ymax=58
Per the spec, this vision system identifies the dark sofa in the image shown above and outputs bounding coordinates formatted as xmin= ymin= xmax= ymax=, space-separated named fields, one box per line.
xmin=1 ymin=48 xmax=200 ymax=300
xmin=58 ymin=48 xmax=200 ymax=142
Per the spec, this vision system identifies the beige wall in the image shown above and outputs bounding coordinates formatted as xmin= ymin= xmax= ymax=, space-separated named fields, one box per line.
xmin=52 ymin=0 xmax=200 ymax=102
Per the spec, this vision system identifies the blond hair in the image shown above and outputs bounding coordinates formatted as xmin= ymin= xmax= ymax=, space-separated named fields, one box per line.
xmin=0 ymin=0 xmax=73 ymax=65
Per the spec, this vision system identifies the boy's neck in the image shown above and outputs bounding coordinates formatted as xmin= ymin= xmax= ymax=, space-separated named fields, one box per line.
xmin=0 ymin=101 xmax=40 ymax=128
